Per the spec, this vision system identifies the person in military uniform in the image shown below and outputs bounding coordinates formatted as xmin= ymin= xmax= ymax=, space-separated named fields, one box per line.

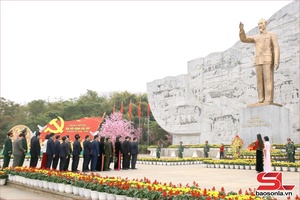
xmin=3 ymin=131 xmax=13 ymax=168
xmin=204 ymin=140 xmax=210 ymax=158
xmin=104 ymin=137 xmax=112 ymax=171
xmin=286 ymin=138 xmax=295 ymax=162
xmin=156 ymin=141 xmax=162 ymax=159
xmin=178 ymin=141 xmax=184 ymax=158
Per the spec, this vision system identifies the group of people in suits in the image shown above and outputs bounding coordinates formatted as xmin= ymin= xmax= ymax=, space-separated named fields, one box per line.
xmin=41 ymin=133 xmax=76 ymax=172
xmin=2 ymin=129 xmax=139 ymax=173
xmin=82 ymin=135 xmax=139 ymax=172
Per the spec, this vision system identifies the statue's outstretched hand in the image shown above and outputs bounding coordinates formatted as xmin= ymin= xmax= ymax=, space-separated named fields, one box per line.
xmin=239 ymin=22 xmax=244 ymax=31
xmin=275 ymin=64 xmax=279 ymax=70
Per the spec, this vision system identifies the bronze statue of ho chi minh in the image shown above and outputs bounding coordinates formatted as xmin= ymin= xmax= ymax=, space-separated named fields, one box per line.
xmin=239 ymin=19 xmax=280 ymax=106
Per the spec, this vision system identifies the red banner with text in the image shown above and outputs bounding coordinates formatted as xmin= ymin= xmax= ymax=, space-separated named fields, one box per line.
xmin=40 ymin=117 xmax=104 ymax=141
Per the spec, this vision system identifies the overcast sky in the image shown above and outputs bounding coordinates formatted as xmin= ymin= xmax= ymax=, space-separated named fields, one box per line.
xmin=1 ymin=1 xmax=292 ymax=104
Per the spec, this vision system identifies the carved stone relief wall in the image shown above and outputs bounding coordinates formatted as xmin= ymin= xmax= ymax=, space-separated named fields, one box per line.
xmin=147 ymin=1 xmax=299 ymax=145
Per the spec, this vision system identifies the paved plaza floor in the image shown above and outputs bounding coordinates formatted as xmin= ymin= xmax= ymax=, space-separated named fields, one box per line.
xmin=0 ymin=156 xmax=299 ymax=200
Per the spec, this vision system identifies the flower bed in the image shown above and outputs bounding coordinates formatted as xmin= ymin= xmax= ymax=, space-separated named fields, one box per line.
xmin=5 ymin=166 xmax=296 ymax=200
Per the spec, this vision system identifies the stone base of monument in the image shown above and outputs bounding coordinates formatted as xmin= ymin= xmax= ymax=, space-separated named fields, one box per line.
xmin=247 ymin=102 xmax=282 ymax=108
xmin=239 ymin=104 xmax=291 ymax=146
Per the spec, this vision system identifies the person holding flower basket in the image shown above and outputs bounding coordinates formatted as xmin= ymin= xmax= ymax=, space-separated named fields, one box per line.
xmin=251 ymin=134 xmax=264 ymax=173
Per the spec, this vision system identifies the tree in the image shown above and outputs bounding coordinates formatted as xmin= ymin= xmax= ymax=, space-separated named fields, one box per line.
xmin=99 ymin=112 xmax=142 ymax=143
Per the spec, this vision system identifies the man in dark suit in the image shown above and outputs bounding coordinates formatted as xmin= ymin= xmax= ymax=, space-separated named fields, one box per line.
xmin=59 ymin=136 xmax=69 ymax=171
xmin=29 ymin=132 xmax=41 ymax=168
xmin=130 ymin=137 xmax=138 ymax=169
xmin=97 ymin=136 xmax=105 ymax=171
xmin=82 ymin=135 xmax=92 ymax=172
xmin=72 ymin=134 xmax=82 ymax=172
xmin=121 ymin=136 xmax=130 ymax=170
xmin=65 ymin=135 xmax=72 ymax=171
xmin=52 ymin=135 xmax=60 ymax=170
xmin=91 ymin=135 xmax=99 ymax=171
xmin=3 ymin=131 xmax=13 ymax=168
xmin=46 ymin=133 xmax=56 ymax=169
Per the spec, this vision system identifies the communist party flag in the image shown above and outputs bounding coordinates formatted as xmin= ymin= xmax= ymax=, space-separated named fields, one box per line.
xmin=128 ymin=100 xmax=132 ymax=120
xmin=138 ymin=100 xmax=142 ymax=118
xmin=120 ymin=101 xmax=124 ymax=115
xmin=147 ymin=102 xmax=151 ymax=117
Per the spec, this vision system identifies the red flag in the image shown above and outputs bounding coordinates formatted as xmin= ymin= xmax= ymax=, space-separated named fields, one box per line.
xmin=128 ymin=100 xmax=132 ymax=120
xmin=147 ymin=102 xmax=150 ymax=117
xmin=138 ymin=100 xmax=142 ymax=118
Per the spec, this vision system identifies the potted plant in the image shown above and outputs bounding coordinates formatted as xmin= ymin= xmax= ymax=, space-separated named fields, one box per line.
xmin=96 ymin=183 xmax=110 ymax=199
xmin=0 ymin=171 xmax=8 ymax=186
xmin=272 ymin=162 xmax=282 ymax=171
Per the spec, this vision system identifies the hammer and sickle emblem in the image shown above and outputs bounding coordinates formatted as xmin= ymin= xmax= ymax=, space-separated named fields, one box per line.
xmin=44 ymin=116 xmax=65 ymax=133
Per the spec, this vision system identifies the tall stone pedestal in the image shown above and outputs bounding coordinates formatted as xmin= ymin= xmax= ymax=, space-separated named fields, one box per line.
xmin=239 ymin=105 xmax=290 ymax=146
